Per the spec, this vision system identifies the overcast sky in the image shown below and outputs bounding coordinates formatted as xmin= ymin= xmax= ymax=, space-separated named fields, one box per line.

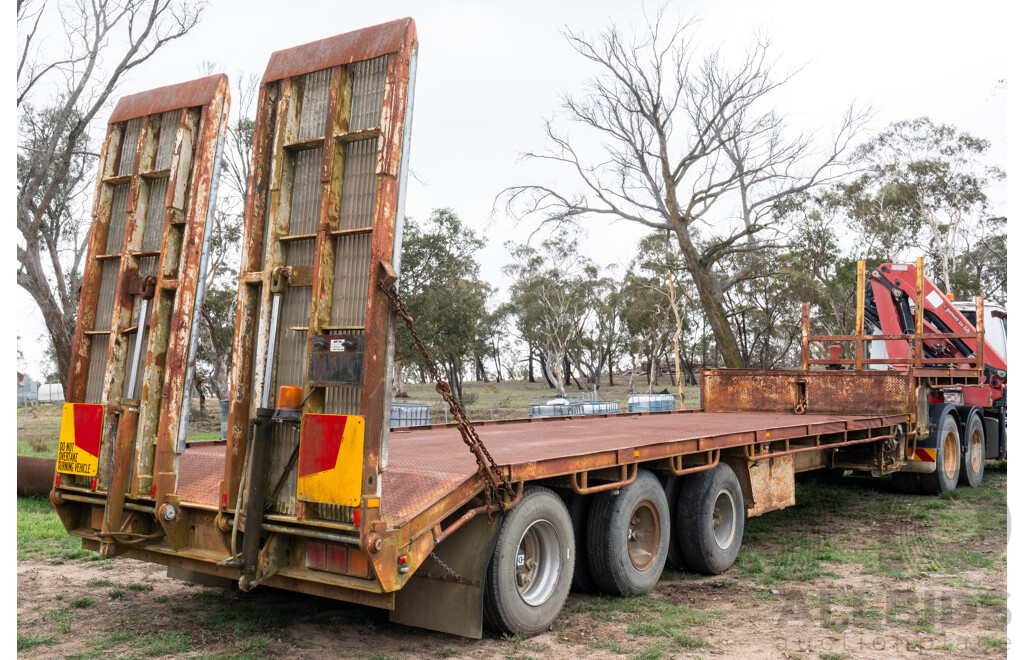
xmin=14 ymin=0 xmax=1010 ymax=381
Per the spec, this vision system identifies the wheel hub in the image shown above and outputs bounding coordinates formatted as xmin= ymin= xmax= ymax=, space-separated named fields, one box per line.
xmin=515 ymin=519 xmax=561 ymax=606
xmin=626 ymin=500 xmax=660 ymax=571
xmin=712 ymin=489 xmax=737 ymax=550
xmin=969 ymin=428 xmax=983 ymax=473
xmin=943 ymin=430 xmax=958 ymax=479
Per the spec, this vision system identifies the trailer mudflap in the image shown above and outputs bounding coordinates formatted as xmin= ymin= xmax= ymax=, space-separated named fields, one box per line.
xmin=390 ymin=509 xmax=502 ymax=638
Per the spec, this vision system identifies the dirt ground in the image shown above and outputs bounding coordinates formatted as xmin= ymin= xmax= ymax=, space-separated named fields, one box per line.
xmin=16 ymin=466 xmax=1008 ymax=660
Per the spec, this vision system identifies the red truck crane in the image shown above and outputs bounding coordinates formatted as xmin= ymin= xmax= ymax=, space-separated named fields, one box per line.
xmin=47 ymin=18 xmax=1007 ymax=641
xmin=859 ymin=261 xmax=1007 ymax=493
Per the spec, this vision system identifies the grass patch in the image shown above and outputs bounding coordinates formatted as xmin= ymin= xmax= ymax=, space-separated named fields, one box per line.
xmin=17 ymin=633 xmax=58 ymax=650
xmin=127 ymin=582 xmax=153 ymax=592
xmin=588 ymin=640 xmax=629 ymax=654
xmin=47 ymin=607 xmax=72 ymax=633
xmin=236 ymin=635 xmax=270 ymax=658
xmin=71 ymin=596 xmax=94 ymax=608
xmin=17 ymin=495 xmax=95 ymax=561
xmin=88 ymin=578 xmax=113 ymax=587
xmin=108 ymin=589 xmax=125 ymax=599
xmin=198 ymin=599 xmax=296 ymax=635
xmin=978 ymin=634 xmax=1007 ymax=651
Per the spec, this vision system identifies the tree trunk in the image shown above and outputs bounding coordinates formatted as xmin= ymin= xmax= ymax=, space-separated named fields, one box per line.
xmin=673 ymin=228 xmax=745 ymax=368
xmin=394 ymin=361 xmax=408 ymax=397
xmin=538 ymin=353 xmax=556 ymax=389
xmin=545 ymin=352 xmax=568 ymax=398
xmin=667 ymin=267 xmax=685 ymax=407
xmin=527 ymin=342 xmax=536 ymax=383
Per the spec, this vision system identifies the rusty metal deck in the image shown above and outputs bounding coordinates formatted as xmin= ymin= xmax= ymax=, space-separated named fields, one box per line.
xmin=178 ymin=410 xmax=890 ymax=523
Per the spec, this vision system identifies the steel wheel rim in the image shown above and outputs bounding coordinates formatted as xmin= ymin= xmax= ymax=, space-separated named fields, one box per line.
xmin=969 ymin=427 xmax=983 ymax=473
xmin=712 ymin=489 xmax=737 ymax=550
xmin=515 ymin=519 xmax=561 ymax=606
xmin=943 ymin=430 xmax=958 ymax=479
xmin=627 ymin=500 xmax=661 ymax=571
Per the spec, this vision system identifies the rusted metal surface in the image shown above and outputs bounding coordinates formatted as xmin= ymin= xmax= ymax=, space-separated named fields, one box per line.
xmin=702 ymin=368 xmax=916 ymax=417
xmin=109 ymin=75 xmax=228 ymax=124
xmin=55 ymin=74 xmax=230 ymax=554
xmin=224 ymin=18 xmax=418 ymax=536
xmin=18 ymin=457 xmax=56 ymax=496
xmin=262 ymin=18 xmax=415 ymax=84
xmin=177 ymin=444 xmax=229 ymax=507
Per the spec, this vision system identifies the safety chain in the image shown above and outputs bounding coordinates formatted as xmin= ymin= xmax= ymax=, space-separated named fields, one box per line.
xmin=378 ymin=280 xmax=514 ymax=510
xmin=429 ymin=551 xmax=463 ymax=581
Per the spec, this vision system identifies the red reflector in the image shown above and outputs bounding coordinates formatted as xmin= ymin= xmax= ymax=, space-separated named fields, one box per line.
xmin=90 ymin=478 xmax=97 ymax=491
xmin=150 ymin=484 xmax=157 ymax=498
xmin=221 ymin=492 xmax=228 ymax=508
xmin=398 ymin=554 xmax=407 ymax=564
xmin=55 ymin=474 xmax=61 ymax=486
xmin=353 ymin=509 xmax=360 ymax=526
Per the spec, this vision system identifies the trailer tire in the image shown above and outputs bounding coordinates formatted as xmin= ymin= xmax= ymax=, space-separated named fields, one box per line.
xmin=483 ymin=486 xmax=574 ymax=637
xmin=586 ymin=469 xmax=670 ymax=596
xmin=918 ymin=414 xmax=960 ymax=495
xmin=662 ymin=476 xmax=685 ymax=570
xmin=676 ymin=463 xmax=745 ymax=575
xmin=958 ymin=414 xmax=985 ymax=488
xmin=557 ymin=490 xmax=598 ymax=593
xmin=891 ymin=472 xmax=922 ymax=494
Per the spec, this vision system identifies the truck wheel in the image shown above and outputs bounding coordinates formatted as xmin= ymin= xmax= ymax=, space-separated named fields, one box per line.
xmin=676 ymin=463 xmax=745 ymax=575
xmin=918 ymin=414 xmax=960 ymax=495
xmin=958 ymin=414 xmax=985 ymax=487
xmin=557 ymin=490 xmax=597 ymax=593
xmin=586 ymin=469 xmax=670 ymax=596
xmin=662 ymin=476 xmax=685 ymax=570
xmin=483 ymin=486 xmax=574 ymax=636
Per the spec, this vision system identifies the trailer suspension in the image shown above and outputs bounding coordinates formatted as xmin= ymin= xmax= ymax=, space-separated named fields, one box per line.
xmin=378 ymin=280 xmax=514 ymax=510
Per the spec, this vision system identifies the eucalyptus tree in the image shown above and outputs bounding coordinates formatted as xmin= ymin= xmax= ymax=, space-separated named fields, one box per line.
xmin=502 ymin=7 xmax=866 ymax=368
xmin=395 ymin=209 xmax=489 ymax=403
xmin=17 ymin=0 xmax=204 ymax=387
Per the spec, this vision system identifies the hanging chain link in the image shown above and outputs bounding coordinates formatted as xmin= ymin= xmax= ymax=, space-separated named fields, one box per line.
xmin=378 ymin=280 xmax=513 ymax=510
xmin=429 ymin=551 xmax=463 ymax=581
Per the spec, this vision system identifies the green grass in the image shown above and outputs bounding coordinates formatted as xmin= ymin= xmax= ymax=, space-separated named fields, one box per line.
xmin=17 ymin=495 xmax=94 ymax=561
xmin=127 ymin=582 xmax=153 ymax=592
xmin=17 ymin=633 xmax=58 ymax=651
xmin=71 ymin=596 xmax=94 ymax=608
xmin=198 ymin=599 xmax=296 ymax=635
xmin=108 ymin=589 xmax=125 ymax=599
xmin=736 ymin=464 xmax=1007 ymax=587
xmin=588 ymin=640 xmax=630 ymax=654
xmin=81 ymin=629 xmax=193 ymax=658
xmin=978 ymin=634 xmax=1007 ymax=651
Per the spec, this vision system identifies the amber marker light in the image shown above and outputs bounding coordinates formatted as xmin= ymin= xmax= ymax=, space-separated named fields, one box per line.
xmin=274 ymin=384 xmax=303 ymax=420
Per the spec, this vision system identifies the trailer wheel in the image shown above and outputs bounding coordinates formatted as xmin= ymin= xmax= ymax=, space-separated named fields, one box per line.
xmin=958 ymin=414 xmax=985 ymax=488
xmin=557 ymin=490 xmax=598 ymax=593
xmin=483 ymin=486 xmax=574 ymax=637
xmin=676 ymin=463 xmax=745 ymax=575
xmin=918 ymin=414 xmax=960 ymax=495
xmin=586 ymin=469 xmax=670 ymax=596
xmin=662 ymin=476 xmax=685 ymax=570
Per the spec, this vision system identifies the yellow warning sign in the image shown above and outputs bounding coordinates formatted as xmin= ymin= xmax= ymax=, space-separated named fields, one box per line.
xmin=56 ymin=403 xmax=102 ymax=477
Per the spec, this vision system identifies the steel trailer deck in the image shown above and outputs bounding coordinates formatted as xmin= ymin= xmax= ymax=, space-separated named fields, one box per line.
xmin=177 ymin=408 xmax=906 ymax=526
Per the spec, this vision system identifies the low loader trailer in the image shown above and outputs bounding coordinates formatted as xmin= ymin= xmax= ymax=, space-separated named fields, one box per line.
xmin=50 ymin=18 xmax=1007 ymax=640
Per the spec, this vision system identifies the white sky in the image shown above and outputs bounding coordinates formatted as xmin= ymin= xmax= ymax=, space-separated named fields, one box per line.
xmin=13 ymin=0 xmax=1010 ymax=381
